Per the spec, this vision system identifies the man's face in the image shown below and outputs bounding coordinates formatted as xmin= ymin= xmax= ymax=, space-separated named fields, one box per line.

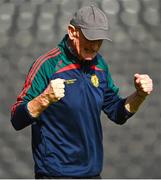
xmin=68 ymin=27 xmax=103 ymax=61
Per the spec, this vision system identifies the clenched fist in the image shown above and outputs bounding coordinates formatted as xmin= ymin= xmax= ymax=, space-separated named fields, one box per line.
xmin=134 ymin=73 xmax=153 ymax=97
xmin=46 ymin=78 xmax=65 ymax=103
xmin=27 ymin=78 xmax=66 ymax=118
xmin=125 ymin=73 xmax=153 ymax=113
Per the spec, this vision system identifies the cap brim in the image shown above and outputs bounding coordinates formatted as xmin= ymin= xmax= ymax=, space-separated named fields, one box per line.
xmin=81 ymin=28 xmax=112 ymax=41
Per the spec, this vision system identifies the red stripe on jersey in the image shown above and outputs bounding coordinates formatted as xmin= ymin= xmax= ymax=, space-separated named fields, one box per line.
xmin=90 ymin=65 xmax=103 ymax=71
xmin=11 ymin=48 xmax=61 ymax=114
xmin=55 ymin=63 xmax=80 ymax=74
xmin=18 ymin=48 xmax=59 ymax=99
xmin=22 ymin=49 xmax=60 ymax=98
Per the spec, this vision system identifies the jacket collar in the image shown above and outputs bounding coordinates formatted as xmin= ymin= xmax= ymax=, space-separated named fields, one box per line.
xmin=58 ymin=34 xmax=98 ymax=66
xmin=58 ymin=34 xmax=78 ymax=63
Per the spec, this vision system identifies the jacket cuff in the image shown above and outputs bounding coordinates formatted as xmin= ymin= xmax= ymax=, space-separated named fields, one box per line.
xmin=117 ymin=98 xmax=135 ymax=124
xmin=11 ymin=103 xmax=38 ymax=130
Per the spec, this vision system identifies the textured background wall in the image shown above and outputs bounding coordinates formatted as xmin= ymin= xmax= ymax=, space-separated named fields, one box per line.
xmin=0 ymin=0 xmax=160 ymax=178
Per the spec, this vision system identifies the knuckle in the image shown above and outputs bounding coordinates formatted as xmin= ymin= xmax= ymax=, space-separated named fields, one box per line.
xmin=143 ymin=87 xmax=148 ymax=92
xmin=58 ymin=78 xmax=65 ymax=83
xmin=50 ymin=82 xmax=56 ymax=88
xmin=54 ymin=92 xmax=60 ymax=99
xmin=142 ymin=85 xmax=147 ymax=89
xmin=61 ymin=93 xmax=65 ymax=98
xmin=50 ymin=79 xmax=55 ymax=83
xmin=61 ymin=89 xmax=65 ymax=93
xmin=143 ymin=74 xmax=148 ymax=77
xmin=140 ymin=79 xmax=144 ymax=84
xmin=51 ymin=79 xmax=57 ymax=84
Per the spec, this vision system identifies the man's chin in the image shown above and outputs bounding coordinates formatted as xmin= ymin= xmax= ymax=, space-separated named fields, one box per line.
xmin=84 ymin=55 xmax=96 ymax=61
xmin=84 ymin=57 xmax=93 ymax=61
xmin=78 ymin=55 xmax=96 ymax=61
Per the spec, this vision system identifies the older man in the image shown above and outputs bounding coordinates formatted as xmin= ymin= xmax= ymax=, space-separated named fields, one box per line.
xmin=11 ymin=5 xmax=153 ymax=179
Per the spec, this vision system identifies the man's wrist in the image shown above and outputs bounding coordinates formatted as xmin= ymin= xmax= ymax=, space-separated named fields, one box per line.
xmin=136 ymin=90 xmax=147 ymax=100
xmin=27 ymin=93 xmax=51 ymax=118
xmin=125 ymin=91 xmax=147 ymax=113
xmin=39 ymin=92 xmax=51 ymax=108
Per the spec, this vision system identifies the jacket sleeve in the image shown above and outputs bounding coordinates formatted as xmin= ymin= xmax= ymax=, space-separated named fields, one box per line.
xmin=102 ymin=62 xmax=134 ymax=125
xmin=10 ymin=59 xmax=51 ymax=130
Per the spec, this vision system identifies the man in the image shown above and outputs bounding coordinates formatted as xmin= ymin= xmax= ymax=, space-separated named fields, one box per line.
xmin=11 ymin=5 xmax=153 ymax=179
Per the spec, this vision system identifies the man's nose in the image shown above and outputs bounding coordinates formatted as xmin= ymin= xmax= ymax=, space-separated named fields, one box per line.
xmin=90 ymin=42 xmax=100 ymax=52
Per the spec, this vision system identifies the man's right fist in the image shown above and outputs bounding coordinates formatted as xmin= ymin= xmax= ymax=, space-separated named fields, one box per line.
xmin=44 ymin=78 xmax=65 ymax=103
xmin=27 ymin=78 xmax=66 ymax=118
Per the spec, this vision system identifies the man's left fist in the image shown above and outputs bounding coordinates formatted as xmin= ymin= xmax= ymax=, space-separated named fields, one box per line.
xmin=134 ymin=73 xmax=153 ymax=97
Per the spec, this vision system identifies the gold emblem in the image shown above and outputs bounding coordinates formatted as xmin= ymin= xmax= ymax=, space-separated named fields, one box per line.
xmin=91 ymin=74 xmax=99 ymax=87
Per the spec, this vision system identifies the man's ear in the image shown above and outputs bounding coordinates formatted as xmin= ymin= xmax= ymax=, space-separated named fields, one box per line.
xmin=68 ymin=25 xmax=77 ymax=40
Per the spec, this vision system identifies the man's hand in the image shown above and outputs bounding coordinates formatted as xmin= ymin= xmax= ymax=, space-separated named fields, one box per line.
xmin=45 ymin=78 xmax=65 ymax=104
xmin=125 ymin=73 xmax=153 ymax=113
xmin=28 ymin=78 xmax=65 ymax=118
xmin=134 ymin=73 xmax=153 ymax=98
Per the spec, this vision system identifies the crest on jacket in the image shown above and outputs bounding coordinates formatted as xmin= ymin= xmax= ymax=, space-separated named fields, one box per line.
xmin=91 ymin=74 xmax=99 ymax=87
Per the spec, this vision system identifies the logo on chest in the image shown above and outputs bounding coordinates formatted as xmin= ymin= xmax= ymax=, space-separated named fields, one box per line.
xmin=91 ymin=74 xmax=99 ymax=87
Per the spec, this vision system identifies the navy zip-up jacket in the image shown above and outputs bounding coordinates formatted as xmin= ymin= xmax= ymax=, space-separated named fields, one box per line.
xmin=11 ymin=35 xmax=134 ymax=177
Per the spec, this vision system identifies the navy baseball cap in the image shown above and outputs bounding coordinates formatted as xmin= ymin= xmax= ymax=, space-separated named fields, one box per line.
xmin=70 ymin=5 xmax=112 ymax=41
